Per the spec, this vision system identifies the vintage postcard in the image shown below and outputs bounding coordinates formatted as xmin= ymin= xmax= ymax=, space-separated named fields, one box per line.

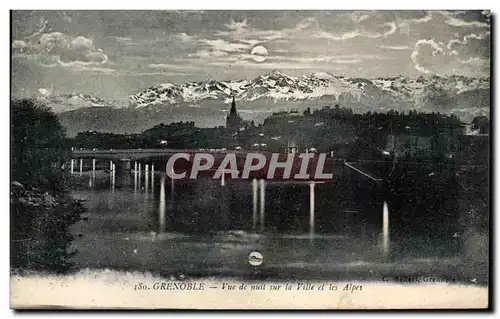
xmin=10 ymin=10 xmax=490 ymax=309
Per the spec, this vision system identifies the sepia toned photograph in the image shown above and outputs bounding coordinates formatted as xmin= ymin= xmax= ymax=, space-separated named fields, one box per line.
xmin=10 ymin=9 xmax=490 ymax=309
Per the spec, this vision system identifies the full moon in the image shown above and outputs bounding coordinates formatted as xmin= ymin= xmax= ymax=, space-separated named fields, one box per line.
xmin=248 ymin=251 xmax=263 ymax=266
xmin=250 ymin=45 xmax=268 ymax=63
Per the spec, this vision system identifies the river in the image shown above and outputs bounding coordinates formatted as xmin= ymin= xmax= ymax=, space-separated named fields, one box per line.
xmin=69 ymin=168 xmax=489 ymax=285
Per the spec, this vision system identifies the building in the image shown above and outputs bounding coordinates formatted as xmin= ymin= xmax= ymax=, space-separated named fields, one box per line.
xmin=226 ymin=96 xmax=243 ymax=131
xmin=285 ymin=140 xmax=299 ymax=154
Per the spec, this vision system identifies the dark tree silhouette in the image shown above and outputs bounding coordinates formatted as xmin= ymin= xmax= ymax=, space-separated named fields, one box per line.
xmin=471 ymin=116 xmax=490 ymax=134
xmin=11 ymin=99 xmax=85 ymax=273
xmin=11 ymin=99 xmax=69 ymax=192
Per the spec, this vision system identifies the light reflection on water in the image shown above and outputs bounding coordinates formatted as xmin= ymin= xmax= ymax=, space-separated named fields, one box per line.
xmin=70 ymin=170 xmax=483 ymax=282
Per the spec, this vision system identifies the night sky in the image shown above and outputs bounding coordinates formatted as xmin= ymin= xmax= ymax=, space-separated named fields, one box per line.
xmin=12 ymin=10 xmax=491 ymax=101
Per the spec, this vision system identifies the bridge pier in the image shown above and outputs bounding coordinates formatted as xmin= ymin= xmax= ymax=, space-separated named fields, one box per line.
xmin=79 ymin=159 xmax=83 ymax=176
xmin=70 ymin=159 xmax=74 ymax=175
xmin=101 ymin=159 xmax=131 ymax=173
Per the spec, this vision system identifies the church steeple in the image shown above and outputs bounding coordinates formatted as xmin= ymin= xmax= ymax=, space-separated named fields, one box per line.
xmin=226 ymin=95 xmax=241 ymax=130
xmin=230 ymin=95 xmax=237 ymax=115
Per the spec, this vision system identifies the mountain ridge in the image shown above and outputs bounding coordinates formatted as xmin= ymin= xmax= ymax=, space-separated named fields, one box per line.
xmin=29 ymin=70 xmax=490 ymax=136
xmin=128 ymin=71 xmax=489 ymax=113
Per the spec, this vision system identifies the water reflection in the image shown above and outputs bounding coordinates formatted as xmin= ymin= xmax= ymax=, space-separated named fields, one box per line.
xmin=82 ymin=170 xmax=390 ymax=240
xmin=138 ymin=163 xmax=142 ymax=190
xmin=252 ymin=179 xmax=258 ymax=231
xmin=159 ymin=173 xmax=166 ymax=233
xmin=151 ymin=165 xmax=155 ymax=193
xmin=382 ymin=201 xmax=390 ymax=257
xmin=259 ymin=179 xmax=265 ymax=232
xmin=145 ymin=164 xmax=149 ymax=201
xmin=110 ymin=163 xmax=115 ymax=193
xmin=76 ymin=168 xmax=468 ymax=259
xmin=170 ymin=172 xmax=175 ymax=202
xmin=134 ymin=168 xmax=138 ymax=197
xmin=309 ymin=182 xmax=315 ymax=238
xmin=67 ymin=162 xmax=488 ymax=283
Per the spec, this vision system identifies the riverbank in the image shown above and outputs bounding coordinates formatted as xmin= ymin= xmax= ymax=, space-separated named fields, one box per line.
xmin=10 ymin=269 xmax=488 ymax=309
xmin=10 ymin=181 xmax=85 ymax=272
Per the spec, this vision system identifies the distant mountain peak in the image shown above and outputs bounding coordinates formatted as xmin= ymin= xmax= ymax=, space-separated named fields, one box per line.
xmin=129 ymin=71 xmax=370 ymax=109
xmin=267 ymin=69 xmax=287 ymax=76
xmin=36 ymin=92 xmax=115 ymax=113
xmin=310 ymin=71 xmax=338 ymax=80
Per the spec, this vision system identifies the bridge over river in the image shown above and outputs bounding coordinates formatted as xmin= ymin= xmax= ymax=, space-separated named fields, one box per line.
xmin=71 ymin=148 xmax=383 ymax=182
xmin=73 ymin=148 xmax=244 ymax=161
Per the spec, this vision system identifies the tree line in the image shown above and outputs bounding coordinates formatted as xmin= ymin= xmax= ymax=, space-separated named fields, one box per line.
xmin=11 ymin=99 xmax=85 ymax=273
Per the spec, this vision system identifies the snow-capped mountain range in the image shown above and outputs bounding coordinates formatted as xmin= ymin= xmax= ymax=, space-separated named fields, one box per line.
xmin=40 ymin=70 xmax=489 ymax=135
xmin=128 ymin=71 xmax=490 ymax=117
xmin=37 ymin=90 xmax=116 ymax=113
